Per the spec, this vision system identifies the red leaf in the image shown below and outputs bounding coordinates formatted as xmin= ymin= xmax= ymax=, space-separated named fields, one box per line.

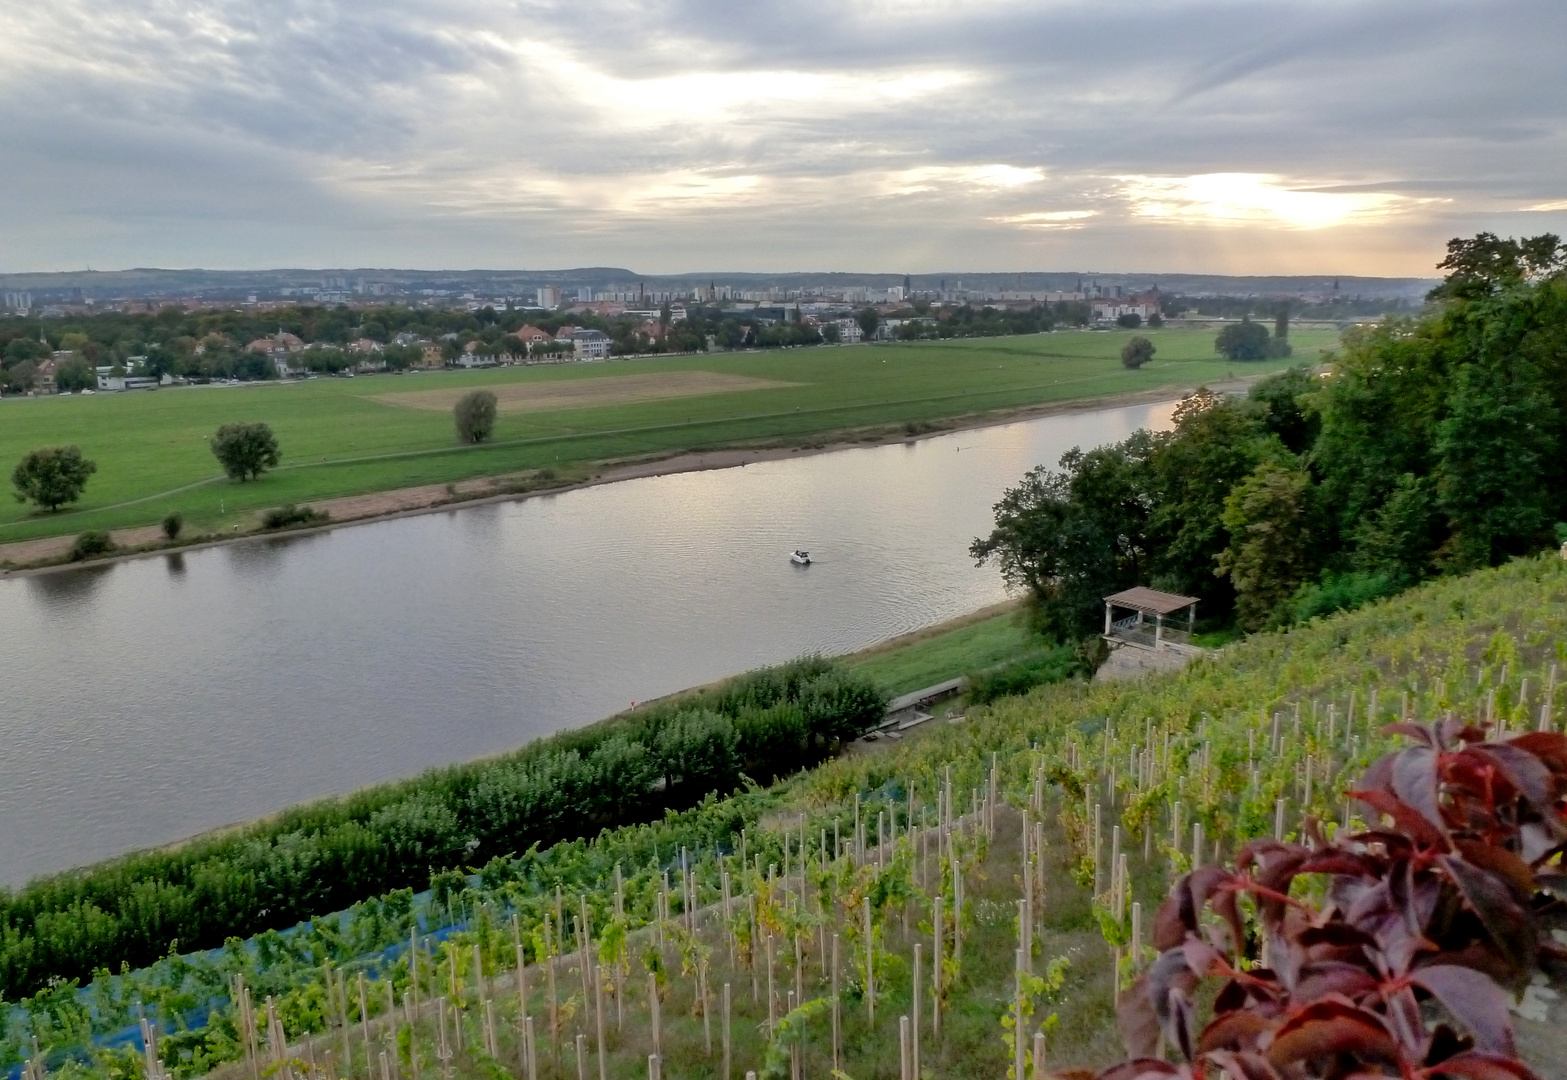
xmin=1094 ymin=1060 xmax=1181 ymax=1080
xmin=1393 ymin=747 xmax=1448 ymax=836
xmin=1410 ymin=965 xmax=1515 ymax=1057
xmin=1452 ymin=840 xmax=1534 ymax=902
xmin=1507 ymin=732 xmax=1567 ymax=781
xmin=1197 ymin=1010 xmax=1273 ymax=1054
xmin=1154 ymin=892 xmax=1188 ymax=951
xmin=1294 ymin=961 xmax=1381 ymax=1002
xmin=1204 ymin=1051 xmax=1281 ymax=1080
xmin=1351 ymin=787 xmax=1447 ymax=848
xmin=1385 ymin=722 xmax=1438 ymax=746
xmin=1439 ymin=855 xmax=1537 ymax=980
xmin=1428 ymin=1051 xmax=1545 ymax=1080
xmin=1297 ymin=851 xmax=1382 ymax=878
xmin=1265 ymin=999 xmax=1399 ymax=1070
xmin=1183 ymin=937 xmax=1223 ymax=977
xmin=1116 ymin=971 xmax=1161 ymax=1058
xmin=1471 ymin=744 xmax=1558 ymax=818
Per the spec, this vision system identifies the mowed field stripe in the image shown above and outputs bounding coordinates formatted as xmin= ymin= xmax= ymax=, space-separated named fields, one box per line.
xmin=375 ymin=371 xmax=802 ymax=413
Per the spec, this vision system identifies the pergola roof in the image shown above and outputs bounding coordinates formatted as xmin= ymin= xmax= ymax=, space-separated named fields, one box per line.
xmin=1104 ymin=586 xmax=1199 ymax=616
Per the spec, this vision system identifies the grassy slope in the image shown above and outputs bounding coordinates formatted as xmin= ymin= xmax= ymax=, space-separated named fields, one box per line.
xmin=0 ymin=328 xmax=1329 ymax=542
xmin=844 ymin=604 xmax=1035 ymax=695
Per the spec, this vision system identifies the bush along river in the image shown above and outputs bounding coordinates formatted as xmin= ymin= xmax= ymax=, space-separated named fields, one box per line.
xmin=0 ymin=399 xmax=1176 ymax=884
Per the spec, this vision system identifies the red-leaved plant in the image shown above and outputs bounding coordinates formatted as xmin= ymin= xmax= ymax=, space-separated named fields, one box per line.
xmin=1086 ymin=720 xmax=1567 ymax=1080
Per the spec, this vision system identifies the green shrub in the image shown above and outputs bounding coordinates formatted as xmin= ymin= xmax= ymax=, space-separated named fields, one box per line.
xmin=1289 ymin=569 xmax=1401 ymax=623
xmin=964 ymin=646 xmax=1077 ymax=705
xmin=161 ymin=511 xmax=183 ymax=540
xmin=260 ymin=504 xmax=329 ymax=530
xmin=68 ymin=530 xmax=115 ymax=561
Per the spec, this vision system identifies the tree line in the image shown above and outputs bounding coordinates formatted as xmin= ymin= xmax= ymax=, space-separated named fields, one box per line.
xmin=973 ymin=233 xmax=1567 ymax=636
xmin=0 ymin=657 xmax=884 ymax=999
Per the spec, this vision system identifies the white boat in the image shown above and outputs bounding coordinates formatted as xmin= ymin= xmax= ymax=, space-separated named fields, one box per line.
xmin=790 ymin=549 xmax=811 ymax=565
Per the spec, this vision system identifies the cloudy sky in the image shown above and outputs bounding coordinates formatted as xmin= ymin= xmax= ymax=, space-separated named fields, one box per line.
xmin=1 ymin=0 xmax=1564 ymax=276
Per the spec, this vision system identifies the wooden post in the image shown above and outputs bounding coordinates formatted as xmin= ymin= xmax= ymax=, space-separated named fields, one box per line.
xmin=595 ymin=966 xmax=607 ymax=1080
xmin=1032 ymin=1032 xmax=1047 ymax=1080
xmin=831 ymin=934 xmax=841 ymax=1070
xmin=1014 ymin=950 xmax=1026 ymax=1080
xmin=900 ymin=1015 xmax=912 ymax=1080
xmin=524 ymin=1017 xmax=537 ymax=1080
xmin=723 ymin=983 xmax=733 ymax=1080
xmin=912 ymin=943 xmax=923 ymax=1080
xmin=931 ymin=895 xmax=943 ymax=1038
xmin=575 ymin=1034 xmax=586 ymax=1080
xmin=864 ymin=896 xmax=875 ymax=1024
xmin=649 ymin=972 xmax=661 ymax=1058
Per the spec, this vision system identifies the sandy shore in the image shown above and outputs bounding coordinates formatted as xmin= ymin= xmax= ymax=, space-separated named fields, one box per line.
xmin=0 ymin=378 xmax=1255 ymax=578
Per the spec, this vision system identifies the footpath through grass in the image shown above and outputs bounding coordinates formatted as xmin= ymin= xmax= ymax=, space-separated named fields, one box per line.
xmin=0 ymin=328 xmax=1329 ymax=543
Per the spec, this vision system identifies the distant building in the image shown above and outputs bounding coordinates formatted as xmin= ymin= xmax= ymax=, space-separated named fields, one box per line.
xmin=514 ymin=325 xmax=554 ymax=354
xmin=245 ymin=332 xmax=306 ymax=355
xmin=536 ymin=286 xmax=561 ymax=309
xmin=832 ymin=319 xmax=864 ymax=343
xmin=557 ymin=327 xmax=611 ymax=360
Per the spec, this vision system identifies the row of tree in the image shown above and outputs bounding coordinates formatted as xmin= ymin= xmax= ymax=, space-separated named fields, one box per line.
xmin=0 ymin=656 xmax=884 ymax=999
xmin=973 ymin=233 xmax=1567 ymax=635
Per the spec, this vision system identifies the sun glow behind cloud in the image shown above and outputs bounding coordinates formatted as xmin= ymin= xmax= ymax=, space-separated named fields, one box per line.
xmin=1118 ymin=173 xmax=1413 ymax=229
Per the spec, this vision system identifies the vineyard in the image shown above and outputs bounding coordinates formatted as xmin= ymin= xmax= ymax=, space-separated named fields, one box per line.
xmin=6 ymin=551 xmax=1567 ymax=1080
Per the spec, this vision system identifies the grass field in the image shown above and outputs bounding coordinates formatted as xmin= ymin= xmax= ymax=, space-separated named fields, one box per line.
xmin=0 ymin=328 xmax=1333 ymax=543
xmin=845 ymin=603 xmax=1035 ymax=695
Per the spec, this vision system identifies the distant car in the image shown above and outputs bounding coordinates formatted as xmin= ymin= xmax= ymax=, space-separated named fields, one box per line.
xmin=81 ymin=389 xmax=95 ymax=395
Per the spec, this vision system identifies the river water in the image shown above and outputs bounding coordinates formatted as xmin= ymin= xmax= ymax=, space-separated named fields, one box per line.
xmin=0 ymin=400 xmax=1176 ymax=884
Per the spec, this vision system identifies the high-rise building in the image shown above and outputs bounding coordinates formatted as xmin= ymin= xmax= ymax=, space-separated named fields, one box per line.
xmin=536 ymin=286 xmax=561 ymax=308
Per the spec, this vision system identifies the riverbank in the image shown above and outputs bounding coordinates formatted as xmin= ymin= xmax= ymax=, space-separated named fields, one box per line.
xmin=0 ymin=328 xmax=1329 ymax=550
xmin=0 ymin=377 xmax=1254 ymax=578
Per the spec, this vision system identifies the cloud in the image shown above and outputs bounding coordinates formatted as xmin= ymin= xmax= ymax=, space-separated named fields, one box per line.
xmin=0 ymin=0 xmax=1564 ymax=274
xmin=1117 ymin=173 xmax=1422 ymax=230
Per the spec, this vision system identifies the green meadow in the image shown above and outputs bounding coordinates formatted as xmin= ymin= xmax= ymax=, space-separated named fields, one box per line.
xmin=0 ymin=327 xmax=1333 ymax=543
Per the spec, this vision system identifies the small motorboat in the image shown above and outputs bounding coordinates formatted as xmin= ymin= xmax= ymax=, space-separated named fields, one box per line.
xmin=790 ymin=549 xmax=811 ymax=566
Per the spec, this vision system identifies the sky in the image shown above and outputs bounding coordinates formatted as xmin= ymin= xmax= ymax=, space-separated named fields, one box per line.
xmin=1 ymin=0 xmax=1564 ymax=277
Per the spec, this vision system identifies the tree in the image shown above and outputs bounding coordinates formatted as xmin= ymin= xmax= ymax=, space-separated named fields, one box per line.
xmin=1432 ymin=352 xmax=1557 ymax=569
xmin=4 ymin=359 xmax=37 ymax=393
xmin=1214 ymin=462 xmax=1312 ymax=630
xmin=1213 ymin=316 xmax=1271 ymax=361
xmin=856 ymin=307 xmax=880 ymax=340
xmin=1144 ymin=389 xmax=1282 ymax=602
xmin=1430 ymin=231 xmax=1566 ymax=300
xmin=971 ymin=432 xmax=1158 ymax=640
xmin=55 ymin=359 xmax=95 ymax=393
xmin=1247 ymin=365 xmax=1318 ymax=455
xmin=210 ymin=422 xmax=281 ymax=481
xmin=1119 ymin=336 xmax=1155 ymax=369
xmin=161 ymin=512 xmax=183 ymax=540
xmin=454 ymin=389 xmax=498 ymax=444
xmin=1115 ymin=312 xmax=1142 ymax=329
xmin=13 ymin=446 xmax=97 ymax=511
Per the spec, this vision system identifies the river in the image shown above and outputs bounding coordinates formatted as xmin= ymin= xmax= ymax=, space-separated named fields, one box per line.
xmin=0 ymin=399 xmax=1177 ymax=885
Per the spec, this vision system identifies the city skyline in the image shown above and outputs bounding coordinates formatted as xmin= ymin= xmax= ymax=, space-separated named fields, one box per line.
xmin=2 ymin=0 xmax=1564 ymax=276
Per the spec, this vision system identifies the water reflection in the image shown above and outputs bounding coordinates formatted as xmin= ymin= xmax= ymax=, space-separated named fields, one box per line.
xmin=0 ymin=400 xmax=1176 ymax=883
xmin=23 ymin=562 xmax=113 ymax=606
